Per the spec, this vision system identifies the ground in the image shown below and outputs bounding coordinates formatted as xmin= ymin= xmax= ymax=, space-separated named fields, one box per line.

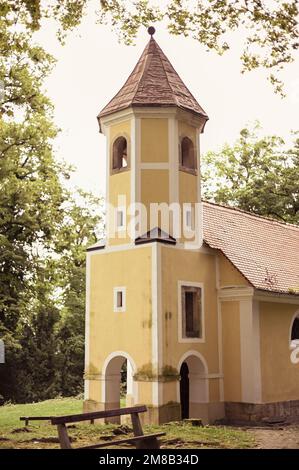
xmin=248 ymin=426 xmax=299 ymax=449
xmin=0 ymin=397 xmax=297 ymax=449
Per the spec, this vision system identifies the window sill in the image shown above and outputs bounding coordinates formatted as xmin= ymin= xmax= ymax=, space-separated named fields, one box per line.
xmin=178 ymin=337 xmax=205 ymax=343
xmin=179 ymin=166 xmax=197 ymax=176
xmin=111 ymin=167 xmax=130 ymax=175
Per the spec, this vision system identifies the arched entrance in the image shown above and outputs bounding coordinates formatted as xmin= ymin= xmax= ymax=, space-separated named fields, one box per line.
xmin=180 ymin=362 xmax=189 ymax=419
xmin=178 ymin=352 xmax=209 ymax=421
xmin=102 ymin=352 xmax=137 ymax=423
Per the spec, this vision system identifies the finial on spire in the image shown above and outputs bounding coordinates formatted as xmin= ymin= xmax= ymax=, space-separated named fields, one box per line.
xmin=147 ymin=26 xmax=155 ymax=37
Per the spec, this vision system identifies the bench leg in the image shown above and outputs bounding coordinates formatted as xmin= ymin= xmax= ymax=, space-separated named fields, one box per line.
xmin=57 ymin=424 xmax=72 ymax=449
xmin=130 ymin=413 xmax=143 ymax=436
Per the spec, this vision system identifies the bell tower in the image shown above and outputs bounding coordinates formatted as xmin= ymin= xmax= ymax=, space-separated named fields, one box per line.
xmin=98 ymin=28 xmax=208 ymax=246
xmin=84 ymin=30 xmax=225 ymax=425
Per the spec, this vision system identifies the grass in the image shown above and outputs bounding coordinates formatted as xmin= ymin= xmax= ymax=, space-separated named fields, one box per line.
xmin=0 ymin=398 xmax=255 ymax=449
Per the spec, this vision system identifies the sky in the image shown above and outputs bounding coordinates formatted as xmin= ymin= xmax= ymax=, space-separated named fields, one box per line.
xmin=35 ymin=3 xmax=299 ymax=198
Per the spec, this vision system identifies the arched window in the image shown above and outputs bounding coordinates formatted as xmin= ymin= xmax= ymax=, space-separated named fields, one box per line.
xmin=180 ymin=137 xmax=196 ymax=171
xmin=291 ymin=315 xmax=299 ymax=341
xmin=112 ymin=137 xmax=128 ymax=171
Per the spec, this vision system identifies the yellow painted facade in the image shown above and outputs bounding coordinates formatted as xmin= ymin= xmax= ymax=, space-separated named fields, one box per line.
xmin=221 ymin=301 xmax=242 ymax=402
xmin=260 ymin=301 xmax=299 ymax=402
xmin=88 ymin=247 xmax=153 ymax=374
xmin=108 ymin=120 xmax=131 ymax=246
xmin=141 ymin=169 xmax=169 ymax=232
xmin=218 ymin=254 xmax=249 ymax=287
xmin=84 ymin=59 xmax=299 ymax=424
xmin=140 ymin=118 xmax=168 ymax=163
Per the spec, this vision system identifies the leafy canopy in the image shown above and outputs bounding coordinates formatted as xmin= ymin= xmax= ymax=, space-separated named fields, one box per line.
xmin=0 ymin=2 xmax=104 ymax=402
xmin=202 ymin=124 xmax=299 ymax=224
xmin=2 ymin=0 xmax=298 ymax=95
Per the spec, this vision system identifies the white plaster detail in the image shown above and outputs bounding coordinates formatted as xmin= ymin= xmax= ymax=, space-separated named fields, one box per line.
xmin=84 ymin=251 xmax=91 ymax=400
xmin=151 ymin=243 xmax=163 ymax=406
xmin=289 ymin=310 xmax=299 ymax=345
xmin=177 ymin=350 xmax=209 ymax=404
xmin=113 ymin=286 xmax=126 ymax=312
xmin=102 ymin=351 xmax=138 ymax=404
xmin=140 ymin=163 xmax=169 ymax=170
xmin=239 ymin=299 xmax=262 ymax=403
xmin=168 ymin=117 xmax=179 ymax=207
xmin=215 ymin=256 xmax=224 ymax=402
xmin=105 ymin=126 xmax=110 ymax=246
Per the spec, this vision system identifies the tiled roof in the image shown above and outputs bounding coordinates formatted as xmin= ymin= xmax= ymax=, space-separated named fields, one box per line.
xmin=203 ymin=201 xmax=299 ymax=295
xmin=98 ymin=37 xmax=208 ymax=120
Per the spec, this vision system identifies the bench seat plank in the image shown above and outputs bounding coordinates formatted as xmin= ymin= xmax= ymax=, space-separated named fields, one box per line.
xmin=20 ymin=417 xmax=52 ymax=421
xmin=51 ymin=405 xmax=147 ymax=425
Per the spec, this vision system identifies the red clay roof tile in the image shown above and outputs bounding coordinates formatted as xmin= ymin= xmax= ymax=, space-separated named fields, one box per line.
xmin=98 ymin=37 xmax=208 ymax=120
xmin=203 ymin=201 xmax=299 ymax=295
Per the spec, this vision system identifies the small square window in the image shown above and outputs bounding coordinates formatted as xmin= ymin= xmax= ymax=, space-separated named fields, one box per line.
xmin=117 ymin=291 xmax=123 ymax=308
xmin=114 ymin=287 xmax=126 ymax=312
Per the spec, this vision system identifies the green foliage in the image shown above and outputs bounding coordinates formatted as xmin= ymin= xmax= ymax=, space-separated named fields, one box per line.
xmin=99 ymin=0 xmax=299 ymax=95
xmin=0 ymin=398 xmax=255 ymax=449
xmin=202 ymin=124 xmax=299 ymax=224
xmin=1 ymin=1 xmax=298 ymax=94
xmin=0 ymin=3 xmax=104 ymax=402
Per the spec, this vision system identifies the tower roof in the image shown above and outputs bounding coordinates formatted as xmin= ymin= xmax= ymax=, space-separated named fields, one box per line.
xmin=98 ymin=36 xmax=208 ymax=121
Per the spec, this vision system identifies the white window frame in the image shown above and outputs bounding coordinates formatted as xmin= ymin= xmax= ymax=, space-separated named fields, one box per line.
xmin=177 ymin=280 xmax=205 ymax=343
xmin=113 ymin=287 xmax=126 ymax=312
xmin=289 ymin=311 xmax=299 ymax=347
xmin=115 ymin=206 xmax=126 ymax=232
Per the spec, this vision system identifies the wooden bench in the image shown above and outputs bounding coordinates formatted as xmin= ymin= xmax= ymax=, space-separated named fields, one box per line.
xmin=20 ymin=416 xmax=52 ymax=427
xmin=20 ymin=416 xmax=96 ymax=426
xmin=22 ymin=405 xmax=165 ymax=449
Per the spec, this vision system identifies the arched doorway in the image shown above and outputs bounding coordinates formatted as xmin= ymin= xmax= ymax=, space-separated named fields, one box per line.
xmin=102 ymin=352 xmax=136 ymax=423
xmin=178 ymin=352 xmax=209 ymax=421
xmin=180 ymin=362 xmax=189 ymax=419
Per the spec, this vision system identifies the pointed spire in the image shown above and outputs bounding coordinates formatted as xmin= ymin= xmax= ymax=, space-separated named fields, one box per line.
xmin=98 ymin=33 xmax=208 ymax=122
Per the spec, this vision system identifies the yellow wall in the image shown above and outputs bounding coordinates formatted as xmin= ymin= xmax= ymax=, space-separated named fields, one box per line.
xmin=219 ymin=254 xmax=250 ymax=288
xmin=179 ymin=171 xmax=198 ymax=204
xmin=161 ymin=246 xmax=221 ymax=403
xmin=178 ymin=120 xmax=199 ymax=243
xmin=88 ymin=246 xmax=153 ymax=381
xmin=141 ymin=118 xmax=168 ymax=162
xmin=108 ymin=119 xmax=131 ymax=245
xmin=178 ymin=120 xmax=196 ymax=144
xmin=259 ymin=301 xmax=299 ymax=402
xmin=161 ymin=247 xmax=219 ymax=372
xmin=141 ymin=170 xmax=169 ymax=231
xmin=221 ymin=301 xmax=242 ymax=401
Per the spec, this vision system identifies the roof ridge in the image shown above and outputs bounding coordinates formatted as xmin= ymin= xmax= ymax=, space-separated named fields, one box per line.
xmin=131 ymin=39 xmax=153 ymax=103
xmin=155 ymin=40 xmax=206 ymax=113
xmin=153 ymin=38 xmax=180 ymax=108
xmin=203 ymin=200 xmax=299 ymax=231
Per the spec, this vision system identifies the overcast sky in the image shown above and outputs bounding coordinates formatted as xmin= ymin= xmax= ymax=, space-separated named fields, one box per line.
xmin=36 ymin=3 xmax=299 ymax=198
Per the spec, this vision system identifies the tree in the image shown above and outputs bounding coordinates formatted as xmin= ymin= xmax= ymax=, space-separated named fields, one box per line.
xmin=1 ymin=1 xmax=298 ymax=95
xmin=202 ymin=124 xmax=299 ymax=224
xmin=0 ymin=4 xmax=104 ymax=402
xmin=54 ymin=191 xmax=104 ymax=397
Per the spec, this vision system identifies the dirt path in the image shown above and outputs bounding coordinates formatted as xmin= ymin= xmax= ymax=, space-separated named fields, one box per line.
xmin=248 ymin=424 xmax=299 ymax=449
